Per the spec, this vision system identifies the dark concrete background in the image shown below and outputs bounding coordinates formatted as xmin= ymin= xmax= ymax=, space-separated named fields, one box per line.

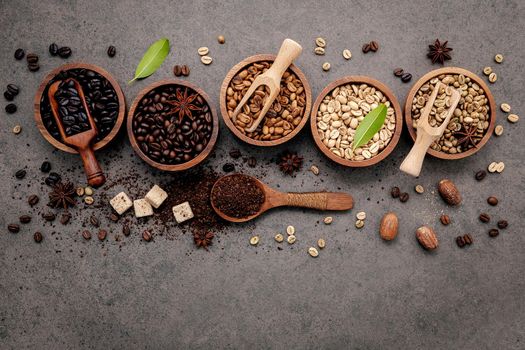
xmin=0 ymin=0 xmax=524 ymax=349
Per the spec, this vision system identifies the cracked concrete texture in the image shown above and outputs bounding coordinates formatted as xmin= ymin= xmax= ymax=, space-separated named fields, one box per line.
xmin=0 ymin=0 xmax=524 ymax=349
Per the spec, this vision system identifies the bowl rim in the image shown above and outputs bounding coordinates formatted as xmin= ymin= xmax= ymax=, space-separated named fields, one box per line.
xmin=404 ymin=67 xmax=496 ymax=160
xmin=219 ymin=54 xmax=312 ymax=147
xmin=127 ymin=79 xmax=219 ymax=172
xmin=33 ymin=62 xmax=127 ymax=154
xmin=310 ymin=75 xmax=403 ymax=167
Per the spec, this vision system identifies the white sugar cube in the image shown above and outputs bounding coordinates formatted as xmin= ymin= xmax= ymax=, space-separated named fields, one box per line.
xmin=134 ymin=199 xmax=153 ymax=218
xmin=145 ymin=185 xmax=168 ymax=209
xmin=110 ymin=192 xmax=133 ymax=215
xmin=172 ymin=201 xmax=194 ymax=223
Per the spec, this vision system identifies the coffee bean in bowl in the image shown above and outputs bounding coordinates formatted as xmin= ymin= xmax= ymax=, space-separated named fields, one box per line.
xmin=128 ymin=80 xmax=218 ymax=171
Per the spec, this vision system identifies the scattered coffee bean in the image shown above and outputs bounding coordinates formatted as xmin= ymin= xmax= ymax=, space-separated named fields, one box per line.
xmin=393 ymin=68 xmax=404 ymax=77
xmin=308 ymin=247 xmax=319 ymax=257
xmin=475 ymin=170 xmax=486 ymax=181
xmin=198 ymin=47 xmax=209 ymax=56
xmin=58 ymin=46 xmax=72 ymax=58
xmin=399 ymin=192 xmax=409 ymax=203
xmin=76 ymin=187 xmax=85 ymax=196
xmin=401 ymin=73 xmax=412 ymax=83
xmin=42 ymin=212 xmax=56 ymax=222
xmin=15 ymin=169 xmax=26 ymax=179
xmin=250 ymin=235 xmax=260 ymax=246
xmin=89 ymin=216 xmax=100 ymax=228
xmin=19 ymin=215 xmax=31 ymax=224
xmin=314 ymin=47 xmax=325 ymax=55
xmin=14 ymin=48 xmax=25 ymax=60
xmin=200 ymin=56 xmax=212 ymax=65
xmin=45 ymin=172 xmax=61 ymax=186
xmin=122 ymin=224 xmax=130 ymax=236
xmin=487 ymin=196 xmax=498 ymax=206
xmin=82 ymin=230 xmax=92 ymax=240
xmin=497 ymin=220 xmax=508 ymax=229
xmin=28 ymin=62 xmax=40 ymax=72
xmin=40 ymin=161 xmax=51 ymax=173
xmin=60 ymin=212 xmax=72 ymax=225
xmin=6 ymin=84 xmax=20 ymax=96
xmin=5 ymin=103 xmax=17 ymax=114
xmin=488 ymin=228 xmax=499 ymax=237
xmin=507 ymin=114 xmax=519 ymax=123
xmin=479 ymin=213 xmax=490 ymax=223
xmin=84 ymin=187 xmax=93 ymax=196
xmin=483 ymin=66 xmax=492 ymax=75
xmin=322 ymin=62 xmax=331 ymax=71
xmin=109 ymin=213 xmax=119 ymax=222
xmin=173 ymin=65 xmax=182 ymax=76
xmin=440 ymin=214 xmax=450 ymax=225
xmin=49 ymin=43 xmax=59 ymax=56
xmin=26 ymin=53 xmax=39 ymax=64
xmin=494 ymin=125 xmax=503 ymax=136
xmin=362 ymin=43 xmax=371 ymax=53
xmin=107 ymin=45 xmax=116 ymax=57
xmin=84 ymin=196 xmax=94 ymax=205
xmin=456 ymin=236 xmax=465 ymax=248
xmin=4 ymin=91 xmax=14 ymax=101
xmin=342 ymin=49 xmax=352 ymax=60
xmin=463 ymin=234 xmax=473 ymax=245
xmin=12 ymin=125 xmax=22 ymax=134
xmin=229 ymin=149 xmax=241 ymax=159
xmin=28 ymin=194 xmax=39 ymax=206
xmin=217 ymin=35 xmax=225 ymax=44
xmin=500 ymin=103 xmax=511 ymax=113
xmin=97 ymin=229 xmax=107 ymax=241
xmin=390 ymin=186 xmax=400 ymax=198
xmin=415 ymin=185 xmax=425 ymax=194
xmin=142 ymin=230 xmax=152 ymax=242
xmin=34 ymin=231 xmax=43 ymax=243
xmin=247 ymin=157 xmax=257 ymax=168
xmin=488 ymin=72 xmax=497 ymax=83
xmin=494 ymin=53 xmax=504 ymax=63
xmin=8 ymin=223 xmax=20 ymax=233
xmin=181 ymin=65 xmax=190 ymax=76
xmin=369 ymin=41 xmax=379 ymax=52
xmin=222 ymin=163 xmax=235 ymax=172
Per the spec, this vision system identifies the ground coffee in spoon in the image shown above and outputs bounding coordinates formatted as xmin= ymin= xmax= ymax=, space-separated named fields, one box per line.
xmin=211 ymin=174 xmax=265 ymax=219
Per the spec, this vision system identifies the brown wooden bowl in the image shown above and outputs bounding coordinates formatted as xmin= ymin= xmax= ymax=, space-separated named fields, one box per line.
xmin=404 ymin=67 xmax=496 ymax=160
xmin=34 ymin=62 xmax=126 ymax=154
xmin=127 ymin=79 xmax=219 ymax=172
xmin=219 ymin=54 xmax=312 ymax=146
xmin=310 ymin=76 xmax=403 ymax=167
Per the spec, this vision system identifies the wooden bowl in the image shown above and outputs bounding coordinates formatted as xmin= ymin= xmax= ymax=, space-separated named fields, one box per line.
xmin=404 ymin=67 xmax=496 ymax=160
xmin=127 ymin=79 xmax=219 ymax=171
xmin=310 ymin=76 xmax=403 ymax=167
xmin=219 ymin=54 xmax=312 ymax=146
xmin=34 ymin=62 xmax=126 ymax=154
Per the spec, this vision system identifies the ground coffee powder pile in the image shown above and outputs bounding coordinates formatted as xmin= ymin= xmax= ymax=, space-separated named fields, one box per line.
xmin=211 ymin=174 xmax=265 ymax=219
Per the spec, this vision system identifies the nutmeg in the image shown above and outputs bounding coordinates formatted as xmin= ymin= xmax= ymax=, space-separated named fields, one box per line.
xmin=416 ymin=226 xmax=438 ymax=250
xmin=379 ymin=212 xmax=398 ymax=241
xmin=437 ymin=179 xmax=462 ymax=206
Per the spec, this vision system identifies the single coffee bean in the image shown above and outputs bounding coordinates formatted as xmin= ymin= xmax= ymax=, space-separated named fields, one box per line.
xmin=173 ymin=65 xmax=182 ymax=76
xmin=109 ymin=213 xmax=119 ymax=222
xmin=497 ymin=220 xmax=508 ymax=229
xmin=362 ymin=43 xmax=371 ymax=53
xmin=399 ymin=192 xmax=409 ymax=203
xmin=487 ymin=196 xmax=498 ymax=206
xmin=5 ymin=103 xmax=17 ymax=114
xmin=34 ymin=231 xmax=43 ymax=243
xmin=229 ymin=148 xmax=242 ymax=159
xmin=28 ymin=194 xmax=39 ymax=206
xmin=89 ymin=216 xmax=100 ymax=228
xmin=97 ymin=229 xmax=107 ymax=241
xmin=479 ymin=213 xmax=490 ymax=223
xmin=49 ymin=43 xmax=58 ymax=56
xmin=142 ymin=230 xmax=152 ymax=242
xmin=390 ymin=186 xmax=400 ymax=198
xmin=82 ymin=230 xmax=92 ymax=240
xmin=26 ymin=53 xmax=39 ymax=63
xmin=6 ymin=84 xmax=20 ymax=96
xmin=463 ymin=234 xmax=473 ymax=245
xmin=60 ymin=212 xmax=72 ymax=225
xmin=475 ymin=170 xmax=487 ymax=181
xmin=440 ymin=214 xmax=450 ymax=225
xmin=393 ymin=68 xmax=404 ymax=77
xmin=4 ymin=91 xmax=14 ymax=101
xmin=28 ymin=62 xmax=40 ymax=72
xmin=45 ymin=172 xmax=61 ymax=186
xmin=401 ymin=73 xmax=412 ymax=83
xmin=19 ymin=215 xmax=31 ymax=224
xmin=456 ymin=236 xmax=465 ymax=248
xmin=122 ymin=224 xmax=130 ymax=236
xmin=223 ymin=163 xmax=235 ymax=172
xmin=181 ymin=65 xmax=190 ymax=76
xmin=369 ymin=41 xmax=379 ymax=52
xmin=40 ymin=161 xmax=51 ymax=173
xmin=14 ymin=48 xmax=25 ymax=60
xmin=488 ymin=228 xmax=499 ymax=237
xmin=8 ymin=224 xmax=20 ymax=233
xmin=58 ymin=46 xmax=72 ymax=58
xmin=42 ymin=212 xmax=56 ymax=222
xmin=107 ymin=45 xmax=116 ymax=57
xmin=247 ymin=157 xmax=257 ymax=168
xmin=15 ymin=169 xmax=26 ymax=179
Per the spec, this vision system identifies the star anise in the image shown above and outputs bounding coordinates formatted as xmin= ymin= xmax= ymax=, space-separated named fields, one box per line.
xmin=427 ymin=39 xmax=453 ymax=64
xmin=165 ymin=88 xmax=201 ymax=123
xmin=193 ymin=230 xmax=214 ymax=251
xmin=278 ymin=151 xmax=303 ymax=176
xmin=454 ymin=125 xmax=481 ymax=149
xmin=48 ymin=181 xmax=76 ymax=209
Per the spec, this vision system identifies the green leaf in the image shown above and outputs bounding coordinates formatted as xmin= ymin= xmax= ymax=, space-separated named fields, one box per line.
xmin=352 ymin=104 xmax=387 ymax=150
xmin=128 ymin=38 xmax=170 ymax=84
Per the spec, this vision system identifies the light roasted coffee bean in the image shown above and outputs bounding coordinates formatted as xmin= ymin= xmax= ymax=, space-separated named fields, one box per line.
xmin=494 ymin=125 xmax=503 ymax=136
xmin=315 ymin=37 xmax=326 ymax=48
xmin=322 ymin=62 xmax=331 ymax=71
xmin=494 ymin=54 xmax=503 ymax=63
xmin=342 ymin=49 xmax=352 ymax=60
xmin=507 ymin=114 xmax=519 ymax=123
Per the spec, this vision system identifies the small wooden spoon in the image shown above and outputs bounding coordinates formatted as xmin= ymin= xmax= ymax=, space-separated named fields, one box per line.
xmin=211 ymin=174 xmax=353 ymax=223
xmin=48 ymin=78 xmax=106 ymax=187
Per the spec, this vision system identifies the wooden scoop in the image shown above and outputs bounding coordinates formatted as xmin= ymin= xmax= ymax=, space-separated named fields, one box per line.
xmin=232 ymin=39 xmax=303 ymax=133
xmin=400 ymin=83 xmax=461 ymax=177
xmin=48 ymin=78 xmax=106 ymax=187
xmin=211 ymin=174 xmax=353 ymax=223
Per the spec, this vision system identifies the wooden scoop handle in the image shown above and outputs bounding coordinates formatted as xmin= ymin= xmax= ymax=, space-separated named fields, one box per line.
xmin=285 ymin=192 xmax=353 ymax=211
xmin=265 ymin=39 xmax=303 ymax=81
xmin=399 ymin=129 xmax=435 ymax=177
xmin=78 ymin=145 xmax=106 ymax=187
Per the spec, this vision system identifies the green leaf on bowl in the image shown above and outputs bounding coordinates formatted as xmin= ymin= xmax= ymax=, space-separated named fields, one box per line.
xmin=352 ymin=103 xmax=387 ymax=150
xmin=129 ymin=38 xmax=170 ymax=84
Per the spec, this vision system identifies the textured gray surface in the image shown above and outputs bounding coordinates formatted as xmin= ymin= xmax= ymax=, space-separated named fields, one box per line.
xmin=0 ymin=0 xmax=524 ymax=349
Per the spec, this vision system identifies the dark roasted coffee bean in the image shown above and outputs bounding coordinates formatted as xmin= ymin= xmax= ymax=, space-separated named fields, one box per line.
xmin=4 ymin=91 xmax=14 ymax=101
xmin=46 ymin=172 xmax=61 ymax=186
xmin=497 ymin=220 xmax=508 ymax=229
xmin=82 ymin=230 xmax=92 ymax=240
xmin=7 ymin=84 xmax=19 ymax=96
xmin=247 ymin=157 xmax=257 ymax=168
xmin=58 ymin=47 xmax=72 ymax=58
xmin=26 ymin=53 xmax=39 ymax=63
xmin=109 ymin=213 xmax=119 ymax=222
xmin=28 ymin=194 xmax=39 ymax=206
xmin=14 ymin=48 xmax=25 ymax=60
xmin=229 ymin=148 xmax=242 ymax=159
xmin=107 ymin=45 xmax=116 ymax=57
xmin=5 ymin=103 xmax=17 ymax=114
xmin=122 ymin=224 xmax=130 ymax=236
xmin=479 ymin=213 xmax=490 ymax=223
xmin=487 ymin=196 xmax=498 ymax=206
xmin=142 ymin=230 xmax=152 ymax=242
xmin=475 ymin=170 xmax=487 ymax=181
xmin=40 ymin=161 xmax=51 ymax=173
xmin=173 ymin=65 xmax=182 ymax=76
xmin=399 ymin=192 xmax=409 ymax=203
xmin=401 ymin=73 xmax=412 ymax=83
xmin=390 ymin=186 xmax=400 ymax=198
xmin=362 ymin=43 xmax=371 ymax=53
xmin=34 ymin=231 xmax=43 ymax=243
xmin=181 ymin=65 xmax=190 ymax=76
xmin=97 ymin=229 xmax=107 ymax=241
xmin=369 ymin=41 xmax=379 ymax=52
xmin=49 ymin=43 xmax=59 ymax=56
xmin=440 ymin=214 xmax=450 ymax=225
xmin=89 ymin=216 xmax=100 ymax=228
xmin=15 ymin=169 xmax=26 ymax=179
xmin=456 ymin=236 xmax=466 ymax=248
xmin=8 ymin=224 xmax=20 ymax=233
xmin=488 ymin=228 xmax=499 ymax=238
xmin=393 ymin=68 xmax=404 ymax=77
xmin=19 ymin=215 xmax=31 ymax=224
xmin=463 ymin=234 xmax=473 ymax=245
xmin=42 ymin=212 xmax=56 ymax=222
xmin=28 ymin=62 xmax=40 ymax=72
xmin=60 ymin=212 xmax=72 ymax=225
xmin=223 ymin=163 xmax=235 ymax=172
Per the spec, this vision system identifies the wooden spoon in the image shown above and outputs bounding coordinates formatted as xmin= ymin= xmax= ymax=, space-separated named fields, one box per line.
xmin=211 ymin=174 xmax=353 ymax=223
xmin=48 ymin=78 xmax=106 ymax=187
